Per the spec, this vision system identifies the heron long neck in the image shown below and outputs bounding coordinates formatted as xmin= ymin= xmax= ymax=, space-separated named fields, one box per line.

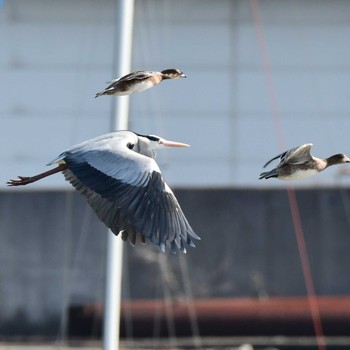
xmin=137 ymin=138 xmax=156 ymax=158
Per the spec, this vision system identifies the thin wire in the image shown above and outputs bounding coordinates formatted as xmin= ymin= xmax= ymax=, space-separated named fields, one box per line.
xmin=249 ymin=1 xmax=326 ymax=349
xmin=71 ymin=205 xmax=105 ymax=340
xmin=56 ymin=195 xmax=101 ymax=345
xmin=287 ymin=188 xmax=326 ymax=346
xmin=56 ymin=192 xmax=74 ymax=347
xmin=120 ymin=247 xmax=135 ymax=347
xmin=178 ymin=254 xmax=202 ymax=349
xmin=134 ymin=1 xmax=203 ymax=347
xmin=292 ymin=0 xmax=336 ymax=148
xmin=70 ymin=1 xmax=107 ymax=146
xmin=152 ymin=276 xmax=163 ymax=347
xmin=249 ymin=0 xmax=285 ymax=150
xmin=158 ymin=253 xmax=178 ymax=348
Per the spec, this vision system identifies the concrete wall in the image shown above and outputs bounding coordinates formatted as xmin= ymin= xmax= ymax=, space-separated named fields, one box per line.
xmin=1 ymin=188 xmax=350 ymax=336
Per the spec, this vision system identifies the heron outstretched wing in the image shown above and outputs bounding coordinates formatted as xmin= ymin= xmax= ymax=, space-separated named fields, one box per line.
xmin=56 ymin=136 xmax=198 ymax=252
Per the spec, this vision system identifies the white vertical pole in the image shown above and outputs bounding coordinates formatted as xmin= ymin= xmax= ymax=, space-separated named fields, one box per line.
xmin=103 ymin=1 xmax=135 ymax=350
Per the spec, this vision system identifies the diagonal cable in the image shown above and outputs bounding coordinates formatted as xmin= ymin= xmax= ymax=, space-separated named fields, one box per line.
xmin=249 ymin=1 xmax=326 ymax=349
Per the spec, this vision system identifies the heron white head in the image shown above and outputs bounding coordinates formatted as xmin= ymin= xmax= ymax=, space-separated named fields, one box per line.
xmin=135 ymin=133 xmax=190 ymax=158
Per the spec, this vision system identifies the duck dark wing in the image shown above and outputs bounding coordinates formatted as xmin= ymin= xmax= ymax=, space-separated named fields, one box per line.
xmin=61 ymin=148 xmax=199 ymax=253
xmin=123 ymin=70 xmax=156 ymax=81
xmin=263 ymin=143 xmax=313 ymax=168
xmin=262 ymin=150 xmax=288 ymax=168
xmin=283 ymin=143 xmax=313 ymax=165
xmin=108 ymin=71 xmax=156 ymax=84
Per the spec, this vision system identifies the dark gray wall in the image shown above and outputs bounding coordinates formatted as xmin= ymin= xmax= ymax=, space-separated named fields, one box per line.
xmin=1 ymin=188 xmax=350 ymax=336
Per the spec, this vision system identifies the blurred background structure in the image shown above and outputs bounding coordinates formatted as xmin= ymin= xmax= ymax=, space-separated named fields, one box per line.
xmin=1 ymin=0 xmax=350 ymax=349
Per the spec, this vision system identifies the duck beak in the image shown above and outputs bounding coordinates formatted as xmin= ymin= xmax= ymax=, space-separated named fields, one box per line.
xmin=160 ymin=139 xmax=190 ymax=147
xmin=180 ymin=73 xmax=187 ymax=78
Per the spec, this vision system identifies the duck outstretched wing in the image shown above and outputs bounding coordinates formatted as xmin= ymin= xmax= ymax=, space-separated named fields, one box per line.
xmin=263 ymin=143 xmax=313 ymax=168
xmin=107 ymin=70 xmax=157 ymax=84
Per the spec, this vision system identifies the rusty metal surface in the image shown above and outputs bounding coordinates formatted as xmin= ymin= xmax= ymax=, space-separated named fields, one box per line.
xmin=69 ymin=297 xmax=350 ymax=338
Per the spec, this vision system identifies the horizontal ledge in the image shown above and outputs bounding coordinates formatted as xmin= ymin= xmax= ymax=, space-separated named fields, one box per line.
xmin=69 ymin=296 xmax=350 ymax=337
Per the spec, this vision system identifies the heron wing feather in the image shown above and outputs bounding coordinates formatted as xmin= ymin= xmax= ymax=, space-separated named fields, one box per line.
xmin=62 ymin=154 xmax=199 ymax=252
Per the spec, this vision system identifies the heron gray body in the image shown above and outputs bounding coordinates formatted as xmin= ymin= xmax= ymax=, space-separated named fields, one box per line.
xmin=9 ymin=131 xmax=199 ymax=253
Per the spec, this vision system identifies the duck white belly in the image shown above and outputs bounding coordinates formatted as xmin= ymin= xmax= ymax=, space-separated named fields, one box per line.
xmin=281 ymin=168 xmax=319 ymax=180
xmin=130 ymin=80 xmax=155 ymax=93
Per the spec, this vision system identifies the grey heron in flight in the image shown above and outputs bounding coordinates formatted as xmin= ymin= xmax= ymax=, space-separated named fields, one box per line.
xmin=7 ymin=131 xmax=200 ymax=253
xmin=95 ymin=69 xmax=186 ymax=97
xmin=259 ymin=143 xmax=350 ymax=180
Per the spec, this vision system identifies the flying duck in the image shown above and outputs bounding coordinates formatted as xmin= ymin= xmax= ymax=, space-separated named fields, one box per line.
xmin=259 ymin=143 xmax=350 ymax=180
xmin=95 ymin=69 xmax=186 ymax=97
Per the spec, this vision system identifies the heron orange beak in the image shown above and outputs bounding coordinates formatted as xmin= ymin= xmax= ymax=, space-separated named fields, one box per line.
xmin=160 ymin=140 xmax=190 ymax=147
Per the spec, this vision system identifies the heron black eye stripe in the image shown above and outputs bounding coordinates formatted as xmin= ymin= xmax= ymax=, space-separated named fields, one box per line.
xmin=146 ymin=135 xmax=160 ymax=142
